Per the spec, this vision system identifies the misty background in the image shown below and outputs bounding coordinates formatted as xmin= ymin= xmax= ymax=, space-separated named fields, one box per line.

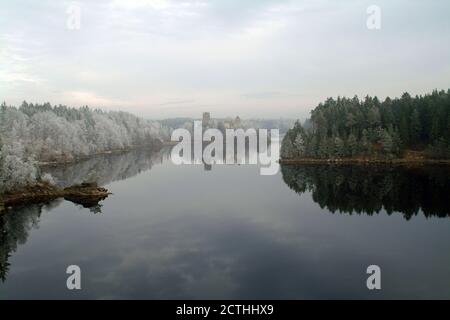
xmin=1 ymin=0 xmax=449 ymax=119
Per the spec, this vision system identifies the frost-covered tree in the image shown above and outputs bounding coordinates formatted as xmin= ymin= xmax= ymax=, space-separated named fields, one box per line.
xmin=293 ymin=133 xmax=306 ymax=156
xmin=280 ymin=135 xmax=296 ymax=159
xmin=0 ymin=141 xmax=37 ymax=192
xmin=0 ymin=102 xmax=168 ymax=192
xmin=0 ymin=137 xmax=4 ymax=185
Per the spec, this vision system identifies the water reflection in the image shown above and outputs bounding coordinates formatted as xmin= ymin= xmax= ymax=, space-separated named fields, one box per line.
xmin=2 ymin=148 xmax=450 ymax=298
xmin=0 ymin=149 xmax=165 ymax=283
xmin=0 ymin=201 xmax=62 ymax=282
xmin=281 ymin=164 xmax=450 ymax=219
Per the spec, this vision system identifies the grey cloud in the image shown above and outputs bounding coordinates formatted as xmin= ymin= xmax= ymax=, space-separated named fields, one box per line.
xmin=1 ymin=0 xmax=449 ymax=118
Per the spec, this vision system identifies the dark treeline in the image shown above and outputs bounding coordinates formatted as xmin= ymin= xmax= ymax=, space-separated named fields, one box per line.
xmin=281 ymin=90 xmax=450 ymax=160
xmin=281 ymin=164 xmax=450 ymax=220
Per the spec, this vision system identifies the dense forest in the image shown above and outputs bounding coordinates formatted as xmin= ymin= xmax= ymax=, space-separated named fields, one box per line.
xmin=0 ymin=102 xmax=169 ymax=193
xmin=281 ymin=90 xmax=450 ymax=160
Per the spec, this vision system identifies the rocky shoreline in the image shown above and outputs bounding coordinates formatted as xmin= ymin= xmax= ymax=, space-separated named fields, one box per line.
xmin=279 ymin=158 xmax=450 ymax=166
xmin=0 ymin=182 xmax=111 ymax=214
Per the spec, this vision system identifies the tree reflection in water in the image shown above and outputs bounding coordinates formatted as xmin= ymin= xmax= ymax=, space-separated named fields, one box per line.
xmin=41 ymin=148 xmax=165 ymax=188
xmin=0 ymin=202 xmax=61 ymax=282
xmin=281 ymin=164 xmax=450 ymax=219
xmin=0 ymin=148 xmax=164 ymax=282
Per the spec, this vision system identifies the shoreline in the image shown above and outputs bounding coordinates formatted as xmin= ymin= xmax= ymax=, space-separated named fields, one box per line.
xmin=0 ymin=182 xmax=111 ymax=214
xmin=38 ymin=141 xmax=164 ymax=167
xmin=279 ymin=158 xmax=450 ymax=166
xmin=1 ymin=144 xmax=165 ymax=213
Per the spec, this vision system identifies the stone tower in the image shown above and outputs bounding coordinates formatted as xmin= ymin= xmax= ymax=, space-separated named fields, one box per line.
xmin=202 ymin=112 xmax=211 ymax=127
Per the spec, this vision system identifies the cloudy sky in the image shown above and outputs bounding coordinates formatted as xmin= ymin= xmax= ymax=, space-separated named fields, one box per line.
xmin=1 ymin=0 xmax=449 ymax=119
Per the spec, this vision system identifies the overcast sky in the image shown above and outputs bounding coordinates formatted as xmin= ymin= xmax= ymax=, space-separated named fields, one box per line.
xmin=1 ymin=0 xmax=449 ymax=119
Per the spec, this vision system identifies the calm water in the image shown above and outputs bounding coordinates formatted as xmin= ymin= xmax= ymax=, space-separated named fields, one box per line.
xmin=1 ymin=148 xmax=450 ymax=299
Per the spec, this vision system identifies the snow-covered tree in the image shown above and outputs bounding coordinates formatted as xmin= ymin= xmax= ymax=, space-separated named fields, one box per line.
xmin=293 ymin=133 xmax=306 ymax=156
xmin=0 ymin=141 xmax=37 ymax=192
xmin=0 ymin=102 xmax=168 ymax=192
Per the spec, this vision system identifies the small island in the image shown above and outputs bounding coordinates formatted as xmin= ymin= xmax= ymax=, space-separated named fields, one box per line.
xmin=0 ymin=182 xmax=111 ymax=214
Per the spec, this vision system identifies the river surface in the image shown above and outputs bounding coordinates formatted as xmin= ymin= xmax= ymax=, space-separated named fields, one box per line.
xmin=1 ymin=148 xmax=450 ymax=299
